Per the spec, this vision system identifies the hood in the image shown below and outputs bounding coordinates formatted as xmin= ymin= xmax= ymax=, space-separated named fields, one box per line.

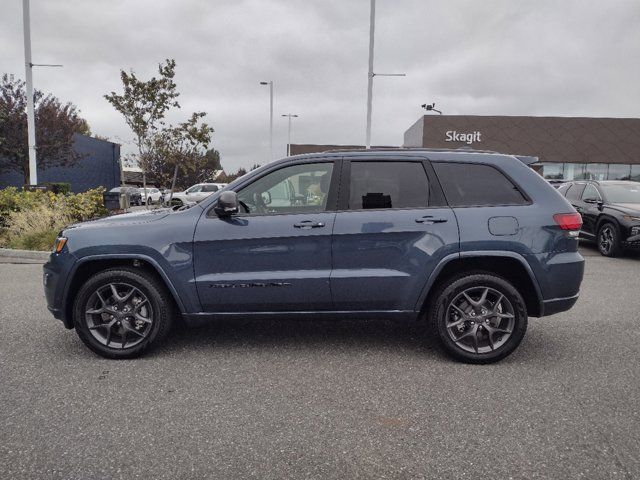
xmin=609 ymin=203 xmax=640 ymax=215
xmin=65 ymin=208 xmax=174 ymax=231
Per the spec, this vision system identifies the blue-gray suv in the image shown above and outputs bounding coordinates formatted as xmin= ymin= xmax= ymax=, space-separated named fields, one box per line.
xmin=43 ymin=149 xmax=585 ymax=363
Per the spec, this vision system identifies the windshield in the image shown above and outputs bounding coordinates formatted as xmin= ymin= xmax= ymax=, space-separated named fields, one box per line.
xmin=601 ymin=184 xmax=640 ymax=203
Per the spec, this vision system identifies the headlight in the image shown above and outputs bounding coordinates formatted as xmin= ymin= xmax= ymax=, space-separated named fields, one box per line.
xmin=623 ymin=215 xmax=640 ymax=222
xmin=52 ymin=237 xmax=68 ymax=253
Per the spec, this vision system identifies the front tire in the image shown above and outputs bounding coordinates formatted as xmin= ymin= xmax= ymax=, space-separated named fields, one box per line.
xmin=597 ymin=222 xmax=621 ymax=257
xmin=73 ymin=268 xmax=175 ymax=359
xmin=428 ymin=273 xmax=528 ymax=364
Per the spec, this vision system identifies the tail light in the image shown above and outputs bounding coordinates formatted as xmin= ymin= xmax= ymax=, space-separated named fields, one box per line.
xmin=554 ymin=213 xmax=582 ymax=236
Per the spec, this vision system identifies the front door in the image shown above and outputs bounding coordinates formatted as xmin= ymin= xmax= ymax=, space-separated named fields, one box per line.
xmin=193 ymin=161 xmax=338 ymax=312
xmin=331 ymin=158 xmax=459 ymax=311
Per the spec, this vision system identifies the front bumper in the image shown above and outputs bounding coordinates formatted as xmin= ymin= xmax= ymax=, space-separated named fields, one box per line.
xmin=43 ymin=251 xmax=77 ymax=329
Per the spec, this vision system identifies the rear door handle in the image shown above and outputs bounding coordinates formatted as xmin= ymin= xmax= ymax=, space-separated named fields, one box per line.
xmin=415 ymin=216 xmax=448 ymax=224
xmin=294 ymin=220 xmax=325 ymax=229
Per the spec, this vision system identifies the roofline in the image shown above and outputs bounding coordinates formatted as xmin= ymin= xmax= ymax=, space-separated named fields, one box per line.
xmin=323 ymin=146 xmax=500 ymax=155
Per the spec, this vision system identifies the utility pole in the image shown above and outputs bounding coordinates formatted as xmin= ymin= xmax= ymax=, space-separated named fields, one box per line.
xmin=281 ymin=114 xmax=299 ymax=156
xmin=23 ymin=0 xmax=37 ymax=185
xmin=364 ymin=0 xmax=405 ymax=149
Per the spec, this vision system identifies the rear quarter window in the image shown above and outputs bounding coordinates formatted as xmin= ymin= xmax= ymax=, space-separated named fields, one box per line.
xmin=432 ymin=162 xmax=528 ymax=207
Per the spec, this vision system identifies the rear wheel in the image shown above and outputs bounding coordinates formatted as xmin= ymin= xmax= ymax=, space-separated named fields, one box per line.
xmin=597 ymin=222 xmax=621 ymax=257
xmin=428 ymin=273 xmax=528 ymax=364
xmin=73 ymin=268 xmax=175 ymax=359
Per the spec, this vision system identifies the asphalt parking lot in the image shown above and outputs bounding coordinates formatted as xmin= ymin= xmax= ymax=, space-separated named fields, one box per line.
xmin=1 ymin=244 xmax=639 ymax=480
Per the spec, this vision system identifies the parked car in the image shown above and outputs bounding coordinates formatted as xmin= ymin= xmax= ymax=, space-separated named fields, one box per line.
xmin=138 ymin=187 xmax=162 ymax=205
xmin=44 ymin=149 xmax=584 ymax=363
xmin=170 ymin=183 xmax=226 ymax=205
xmin=546 ymin=179 xmax=567 ymax=189
xmin=108 ymin=186 xmax=142 ymax=206
xmin=557 ymin=180 xmax=640 ymax=256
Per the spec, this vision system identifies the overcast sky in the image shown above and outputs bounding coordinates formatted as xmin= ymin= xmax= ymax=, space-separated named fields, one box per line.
xmin=2 ymin=0 xmax=639 ymax=172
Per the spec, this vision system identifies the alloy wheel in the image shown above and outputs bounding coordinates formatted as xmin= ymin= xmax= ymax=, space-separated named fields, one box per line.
xmin=445 ymin=286 xmax=515 ymax=354
xmin=599 ymin=226 xmax=614 ymax=255
xmin=84 ymin=283 xmax=153 ymax=349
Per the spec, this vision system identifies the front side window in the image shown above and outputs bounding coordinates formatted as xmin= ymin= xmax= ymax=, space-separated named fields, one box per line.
xmin=186 ymin=185 xmax=203 ymax=193
xmin=565 ymin=183 xmax=586 ymax=201
xmin=348 ymin=161 xmax=429 ymax=210
xmin=433 ymin=162 xmax=527 ymax=207
xmin=201 ymin=185 xmax=218 ymax=192
xmin=582 ymin=184 xmax=601 ymax=202
xmin=237 ymin=162 xmax=333 ymax=215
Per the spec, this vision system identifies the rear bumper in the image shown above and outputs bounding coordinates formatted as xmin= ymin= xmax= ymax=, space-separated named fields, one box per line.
xmin=541 ymin=293 xmax=580 ymax=316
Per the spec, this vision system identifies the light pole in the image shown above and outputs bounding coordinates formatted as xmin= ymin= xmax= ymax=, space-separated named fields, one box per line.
xmin=259 ymin=81 xmax=274 ymax=160
xmin=281 ymin=114 xmax=299 ymax=156
xmin=22 ymin=0 xmax=62 ymax=186
xmin=364 ymin=0 xmax=405 ymax=149
xmin=23 ymin=0 xmax=37 ymax=185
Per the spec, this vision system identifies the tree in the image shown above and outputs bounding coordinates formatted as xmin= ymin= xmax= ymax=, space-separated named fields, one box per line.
xmin=0 ymin=74 xmax=90 ymax=184
xmin=104 ymin=59 xmax=179 ymax=204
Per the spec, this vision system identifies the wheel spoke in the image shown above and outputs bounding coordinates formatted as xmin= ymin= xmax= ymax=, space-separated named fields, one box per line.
xmin=134 ymin=312 xmax=152 ymax=324
xmin=477 ymin=287 xmax=489 ymax=308
xmin=122 ymin=322 xmax=145 ymax=338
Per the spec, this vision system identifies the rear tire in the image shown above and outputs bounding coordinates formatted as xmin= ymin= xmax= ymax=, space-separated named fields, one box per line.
xmin=73 ymin=268 xmax=175 ymax=359
xmin=597 ymin=222 xmax=622 ymax=257
xmin=428 ymin=273 xmax=528 ymax=364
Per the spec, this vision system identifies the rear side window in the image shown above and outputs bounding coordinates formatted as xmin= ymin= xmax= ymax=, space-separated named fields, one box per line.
xmin=348 ymin=162 xmax=429 ymax=209
xmin=433 ymin=162 xmax=528 ymax=207
xmin=202 ymin=185 xmax=218 ymax=192
xmin=565 ymin=184 xmax=586 ymax=201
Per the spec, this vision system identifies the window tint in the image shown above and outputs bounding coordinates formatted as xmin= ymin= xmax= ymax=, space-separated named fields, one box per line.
xmin=348 ymin=162 xmax=429 ymax=210
xmin=565 ymin=183 xmax=586 ymax=201
xmin=432 ymin=162 xmax=527 ymax=207
xmin=237 ymin=162 xmax=333 ymax=215
xmin=581 ymin=184 xmax=601 ymax=202
xmin=202 ymin=185 xmax=218 ymax=192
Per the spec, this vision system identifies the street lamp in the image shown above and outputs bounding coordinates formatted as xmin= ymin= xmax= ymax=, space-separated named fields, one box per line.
xmin=22 ymin=0 xmax=63 ymax=186
xmin=421 ymin=103 xmax=442 ymax=114
xmin=259 ymin=81 xmax=274 ymax=160
xmin=365 ymin=0 xmax=405 ymax=149
xmin=281 ymin=114 xmax=299 ymax=157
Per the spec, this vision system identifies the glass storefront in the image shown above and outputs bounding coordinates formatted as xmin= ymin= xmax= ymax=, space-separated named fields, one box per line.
xmin=540 ymin=163 xmax=639 ymax=182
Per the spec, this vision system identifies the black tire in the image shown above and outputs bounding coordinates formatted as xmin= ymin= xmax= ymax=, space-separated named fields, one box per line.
xmin=428 ymin=273 xmax=528 ymax=364
xmin=597 ymin=222 xmax=622 ymax=257
xmin=73 ymin=268 xmax=175 ymax=359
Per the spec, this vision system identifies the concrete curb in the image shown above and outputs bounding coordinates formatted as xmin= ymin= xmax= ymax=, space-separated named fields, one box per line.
xmin=0 ymin=247 xmax=50 ymax=261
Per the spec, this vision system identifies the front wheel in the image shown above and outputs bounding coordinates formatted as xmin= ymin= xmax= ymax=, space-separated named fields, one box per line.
xmin=428 ymin=273 xmax=528 ymax=364
xmin=73 ymin=268 xmax=175 ymax=359
xmin=597 ymin=222 xmax=621 ymax=257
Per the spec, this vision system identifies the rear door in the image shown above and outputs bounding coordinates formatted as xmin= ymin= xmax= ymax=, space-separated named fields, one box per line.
xmin=331 ymin=156 xmax=459 ymax=312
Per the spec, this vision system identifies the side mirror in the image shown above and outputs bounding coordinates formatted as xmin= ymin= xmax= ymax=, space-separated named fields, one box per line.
xmin=214 ymin=191 xmax=239 ymax=217
xmin=261 ymin=191 xmax=272 ymax=205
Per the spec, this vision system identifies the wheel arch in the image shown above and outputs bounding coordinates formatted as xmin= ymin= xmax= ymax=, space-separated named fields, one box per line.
xmin=62 ymin=254 xmax=186 ymax=329
xmin=418 ymin=252 xmax=543 ymax=318
xmin=595 ymin=214 xmax=620 ymax=234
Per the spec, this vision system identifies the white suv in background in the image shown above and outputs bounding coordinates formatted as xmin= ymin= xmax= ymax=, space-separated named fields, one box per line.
xmin=138 ymin=187 xmax=162 ymax=205
xmin=170 ymin=183 xmax=227 ymax=205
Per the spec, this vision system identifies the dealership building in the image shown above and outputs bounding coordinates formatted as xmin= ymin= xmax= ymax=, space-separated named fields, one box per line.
xmin=292 ymin=115 xmax=640 ymax=182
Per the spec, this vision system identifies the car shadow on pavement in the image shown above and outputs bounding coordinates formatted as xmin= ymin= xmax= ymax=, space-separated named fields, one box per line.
xmin=161 ymin=317 xmax=447 ymax=360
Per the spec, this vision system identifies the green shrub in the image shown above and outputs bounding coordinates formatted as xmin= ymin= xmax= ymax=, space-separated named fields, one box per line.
xmin=0 ymin=186 xmax=110 ymax=250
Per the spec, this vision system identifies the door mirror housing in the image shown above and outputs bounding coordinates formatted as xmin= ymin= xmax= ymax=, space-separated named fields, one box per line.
xmin=214 ymin=191 xmax=239 ymax=217
xmin=583 ymin=198 xmax=599 ymax=204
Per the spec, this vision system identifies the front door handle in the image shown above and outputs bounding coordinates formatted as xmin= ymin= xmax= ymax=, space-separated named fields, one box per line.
xmin=415 ymin=216 xmax=448 ymax=224
xmin=294 ymin=220 xmax=325 ymax=229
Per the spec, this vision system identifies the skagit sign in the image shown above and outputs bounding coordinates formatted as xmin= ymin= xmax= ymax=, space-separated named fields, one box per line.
xmin=445 ymin=130 xmax=482 ymax=145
